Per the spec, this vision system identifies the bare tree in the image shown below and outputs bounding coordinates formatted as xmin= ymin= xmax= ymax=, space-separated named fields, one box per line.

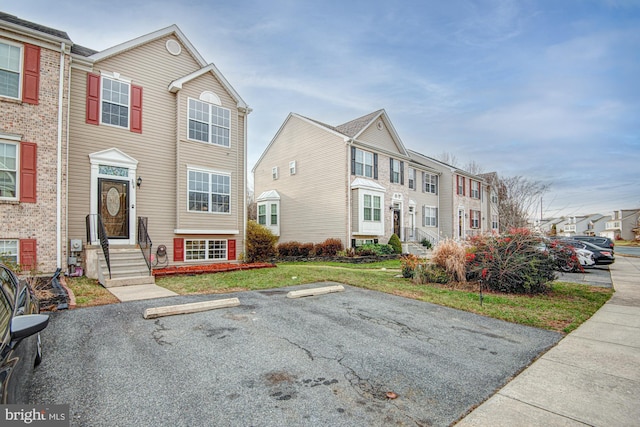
xmin=462 ymin=160 xmax=484 ymax=175
xmin=247 ymin=188 xmax=257 ymax=221
xmin=497 ymin=176 xmax=549 ymax=231
xmin=436 ymin=151 xmax=459 ymax=167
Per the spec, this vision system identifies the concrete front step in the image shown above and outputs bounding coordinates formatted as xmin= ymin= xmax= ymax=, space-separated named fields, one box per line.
xmin=103 ymin=275 xmax=156 ymax=288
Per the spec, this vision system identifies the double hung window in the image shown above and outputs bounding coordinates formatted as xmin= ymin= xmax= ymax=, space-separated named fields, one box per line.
xmin=188 ymin=169 xmax=230 ymax=213
xmin=188 ymin=99 xmax=231 ymax=147
xmin=363 ymin=194 xmax=381 ymax=222
xmin=0 ymin=42 xmax=21 ymax=99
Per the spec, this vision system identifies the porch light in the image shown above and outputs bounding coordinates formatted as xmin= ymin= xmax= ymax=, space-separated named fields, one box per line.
xmin=137 ymin=176 xmax=142 ymax=187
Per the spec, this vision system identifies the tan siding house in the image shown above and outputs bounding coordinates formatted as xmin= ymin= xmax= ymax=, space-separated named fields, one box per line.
xmin=0 ymin=12 xmax=71 ymax=273
xmin=67 ymin=25 xmax=249 ymax=278
xmin=253 ymin=109 xmax=499 ymax=249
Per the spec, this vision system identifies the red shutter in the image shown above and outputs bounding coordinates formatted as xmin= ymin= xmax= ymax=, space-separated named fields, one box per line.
xmin=130 ymin=84 xmax=143 ymax=133
xmin=22 ymin=44 xmax=40 ymax=105
xmin=173 ymin=238 xmax=184 ymax=262
xmin=227 ymin=240 xmax=236 ymax=261
xmin=20 ymin=142 xmax=37 ymax=203
xmin=19 ymin=239 xmax=37 ymax=271
xmin=470 ymin=210 xmax=473 ymax=228
xmin=86 ymin=73 xmax=100 ymax=125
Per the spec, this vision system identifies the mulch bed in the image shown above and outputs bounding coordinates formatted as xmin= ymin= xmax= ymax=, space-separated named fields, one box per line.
xmin=152 ymin=262 xmax=275 ymax=278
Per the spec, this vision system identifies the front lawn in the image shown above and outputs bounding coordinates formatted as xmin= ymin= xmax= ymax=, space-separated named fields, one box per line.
xmin=151 ymin=260 xmax=611 ymax=334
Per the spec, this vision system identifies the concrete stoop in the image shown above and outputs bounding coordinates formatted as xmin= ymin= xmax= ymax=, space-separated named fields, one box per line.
xmin=103 ymin=275 xmax=156 ymax=288
xmin=98 ymin=246 xmax=154 ymax=287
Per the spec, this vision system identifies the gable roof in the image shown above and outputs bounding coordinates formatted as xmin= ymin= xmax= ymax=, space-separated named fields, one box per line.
xmin=335 ymin=110 xmax=384 ymax=137
xmin=168 ymin=64 xmax=248 ymax=111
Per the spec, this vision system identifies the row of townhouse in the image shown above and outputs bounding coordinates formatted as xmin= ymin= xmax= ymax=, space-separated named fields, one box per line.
xmin=1 ymin=12 xmax=249 ymax=283
xmin=252 ymin=110 xmax=499 ymax=249
xmin=536 ymin=209 xmax=640 ymax=241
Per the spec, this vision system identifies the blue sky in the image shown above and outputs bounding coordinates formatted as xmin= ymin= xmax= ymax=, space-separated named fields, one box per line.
xmin=7 ymin=0 xmax=640 ymax=218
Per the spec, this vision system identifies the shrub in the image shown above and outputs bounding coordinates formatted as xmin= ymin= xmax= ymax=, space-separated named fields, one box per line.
xmin=314 ymin=238 xmax=344 ymax=257
xmin=420 ymin=238 xmax=432 ymax=249
xmin=400 ymin=254 xmax=422 ymax=278
xmin=431 ymin=239 xmax=467 ymax=283
xmin=246 ymin=220 xmax=278 ymax=263
xmin=299 ymin=242 xmax=315 ymax=257
xmin=413 ymin=263 xmax=450 ymax=284
xmin=355 ymin=243 xmax=394 ymax=256
xmin=388 ymin=234 xmax=402 ymax=254
xmin=467 ymin=230 xmax=556 ymax=294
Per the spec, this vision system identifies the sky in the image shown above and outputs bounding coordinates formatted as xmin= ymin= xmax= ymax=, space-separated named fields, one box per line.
xmin=5 ymin=0 xmax=640 ymax=218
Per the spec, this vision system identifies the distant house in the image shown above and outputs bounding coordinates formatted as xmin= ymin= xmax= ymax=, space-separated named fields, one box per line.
xmin=0 ymin=12 xmax=73 ymax=272
xmin=603 ymin=209 xmax=640 ymax=241
xmin=253 ymin=109 xmax=497 ymax=249
xmin=557 ymin=214 xmax=607 ymax=237
xmin=65 ymin=25 xmax=250 ymax=284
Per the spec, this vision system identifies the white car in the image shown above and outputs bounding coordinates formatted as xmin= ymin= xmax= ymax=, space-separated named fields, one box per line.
xmin=574 ymin=248 xmax=596 ymax=269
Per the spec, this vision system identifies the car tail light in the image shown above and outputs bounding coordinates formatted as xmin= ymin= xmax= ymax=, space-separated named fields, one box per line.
xmin=601 ymin=251 xmax=612 ymax=256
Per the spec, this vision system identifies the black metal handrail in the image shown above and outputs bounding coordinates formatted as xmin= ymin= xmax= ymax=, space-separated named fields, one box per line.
xmin=137 ymin=217 xmax=152 ymax=274
xmin=86 ymin=214 xmax=111 ymax=279
xmin=402 ymin=227 xmax=440 ymax=247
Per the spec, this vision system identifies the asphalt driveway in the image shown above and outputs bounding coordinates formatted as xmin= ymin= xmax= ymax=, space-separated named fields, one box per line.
xmin=30 ymin=283 xmax=561 ymax=426
xmin=555 ymin=265 xmax=612 ymax=288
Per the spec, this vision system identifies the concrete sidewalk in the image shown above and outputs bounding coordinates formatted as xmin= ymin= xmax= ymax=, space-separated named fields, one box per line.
xmin=457 ymin=256 xmax=640 ymax=427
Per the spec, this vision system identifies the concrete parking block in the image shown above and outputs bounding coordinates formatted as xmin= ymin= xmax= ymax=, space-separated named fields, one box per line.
xmin=286 ymin=284 xmax=345 ymax=299
xmin=143 ymin=297 xmax=240 ymax=319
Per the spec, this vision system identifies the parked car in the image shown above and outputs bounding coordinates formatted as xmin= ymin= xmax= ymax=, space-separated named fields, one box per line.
xmin=560 ymin=240 xmax=615 ymax=266
xmin=0 ymin=263 xmax=49 ymax=403
xmin=538 ymin=239 xmax=595 ymax=272
xmin=570 ymin=235 xmax=615 ymax=252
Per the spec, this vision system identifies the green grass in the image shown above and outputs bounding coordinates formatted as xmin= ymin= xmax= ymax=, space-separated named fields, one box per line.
xmin=64 ymin=276 xmax=119 ymax=306
xmin=151 ymin=261 xmax=611 ymax=334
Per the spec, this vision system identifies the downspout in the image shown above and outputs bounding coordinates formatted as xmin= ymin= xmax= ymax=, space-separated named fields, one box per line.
xmin=243 ymin=109 xmax=248 ymax=258
xmin=56 ymin=43 xmax=66 ymax=269
xmin=346 ymin=138 xmax=352 ymax=248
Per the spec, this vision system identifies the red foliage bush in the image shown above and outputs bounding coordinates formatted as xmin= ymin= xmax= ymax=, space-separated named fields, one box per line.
xmin=314 ymin=238 xmax=344 ymax=256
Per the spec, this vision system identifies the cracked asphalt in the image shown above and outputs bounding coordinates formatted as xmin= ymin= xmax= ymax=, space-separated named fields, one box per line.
xmin=29 ymin=283 xmax=561 ymax=426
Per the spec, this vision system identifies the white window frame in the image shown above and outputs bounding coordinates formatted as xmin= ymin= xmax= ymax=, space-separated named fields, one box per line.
xmin=0 ymin=240 xmax=18 ymax=265
xmin=101 ymin=74 xmax=131 ymax=129
xmin=471 ymin=180 xmax=480 ymax=199
xmin=492 ymin=214 xmax=499 ymax=230
xmin=408 ymin=168 xmax=415 ymax=190
xmin=0 ymin=41 xmax=22 ymax=100
xmin=270 ymin=203 xmax=278 ymax=225
xmin=391 ymin=159 xmax=401 ymax=184
xmin=355 ymin=239 xmax=375 ymax=246
xmin=491 ymin=191 xmax=498 ymax=203
xmin=423 ymin=206 xmax=437 ymax=227
xmin=424 ymin=173 xmax=438 ymax=194
xmin=187 ymin=97 xmax=231 ymax=147
xmin=363 ymin=194 xmax=381 ymax=222
xmin=355 ymin=148 xmax=374 ymax=178
xmin=257 ymin=204 xmax=267 ymax=225
xmin=0 ymin=141 xmax=18 ymax=200
xmin=289 ymin=161 xmax=296 ymax=175
xmin=272 ymin=166 xmax=278 ymax=180
xmin=185 ymin=239 xmax=228 ymax=261
xmin=471 ymin=210 xmax=480 ymax=229
xmin=187 ymin=168 xmax=231 ymax=214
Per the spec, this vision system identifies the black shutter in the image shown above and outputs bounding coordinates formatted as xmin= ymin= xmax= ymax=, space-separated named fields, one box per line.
xmin=373 ymin=153 xmax=378 ymax=179
xmin=390 ymin=158 xmax=394 ymax=182
xmin=435 ymin=207 xmax=438 ymax=227
xmin=400 ymin=161 xmax=404 ymax=185
xmin=351 ymin=239 xmax=356 ymax=248
xmin=351 ymin=146 xmax=356 ymax=175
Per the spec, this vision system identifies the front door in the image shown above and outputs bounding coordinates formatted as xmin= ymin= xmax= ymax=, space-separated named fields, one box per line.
xmin=393 ymin=208 xmax=401 ymax=237
xmin=98 ymin=178 xmax=129 ymax=240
